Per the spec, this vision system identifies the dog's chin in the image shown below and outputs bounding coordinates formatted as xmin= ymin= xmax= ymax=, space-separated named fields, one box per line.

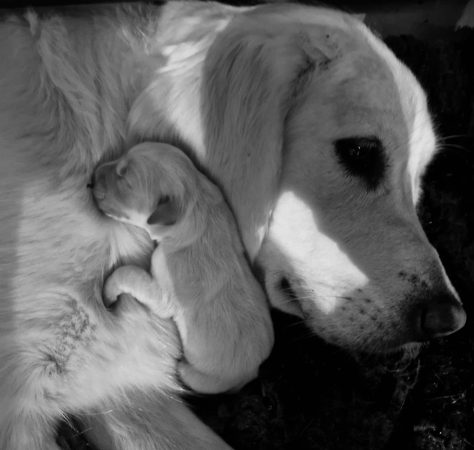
xmin=353 ymin=340 xmax=423 ymax=357
xmin=271 ymin=275 xmax=425 ymax=356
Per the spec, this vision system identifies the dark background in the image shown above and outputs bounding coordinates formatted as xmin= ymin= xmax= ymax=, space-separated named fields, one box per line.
xmin=3 ymin=1 xmax=471 ymax=449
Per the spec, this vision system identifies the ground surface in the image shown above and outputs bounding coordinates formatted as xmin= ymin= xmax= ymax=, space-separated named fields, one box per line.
xmin=58 ymin=27 xmax=474 ymax=450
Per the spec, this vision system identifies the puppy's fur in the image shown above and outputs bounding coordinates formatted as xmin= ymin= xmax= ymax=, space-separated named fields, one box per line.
xmin=0 ymin=2 xmax=466 ymax=449
xmin=93 ymin=142 xmax=273 ymax=394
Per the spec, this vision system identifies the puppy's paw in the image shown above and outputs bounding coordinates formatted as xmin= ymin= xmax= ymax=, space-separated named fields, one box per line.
xmin=103 ymin=277 xmax=123 ymax=308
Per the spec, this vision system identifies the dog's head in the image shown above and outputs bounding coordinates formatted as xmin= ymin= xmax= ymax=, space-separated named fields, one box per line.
xmin=92 ymin=142 xmax=204 ymax=242
xmin=129 ymin=4 xmax=466 ymax=352
xmin=204 ymin=6 xmax=466 ymax=352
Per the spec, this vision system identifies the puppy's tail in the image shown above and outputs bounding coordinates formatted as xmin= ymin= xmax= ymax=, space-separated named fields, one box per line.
xmin=80 ymin=390 xmax=232 ymax=450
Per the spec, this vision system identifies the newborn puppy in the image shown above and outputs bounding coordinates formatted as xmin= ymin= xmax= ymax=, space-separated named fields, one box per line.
xmin=92 ymin=142 xmax=274 ymax=394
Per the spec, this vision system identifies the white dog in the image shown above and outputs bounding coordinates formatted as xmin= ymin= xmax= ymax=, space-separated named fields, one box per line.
xmin=92 ymin=142 xmax=273 ymax=394
xmin=0 ymin=2 xmax=466 ymax=449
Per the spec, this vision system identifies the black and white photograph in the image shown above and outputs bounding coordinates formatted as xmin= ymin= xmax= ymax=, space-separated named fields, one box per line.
xmin=0 ymin=0 xmax=473 ymax=449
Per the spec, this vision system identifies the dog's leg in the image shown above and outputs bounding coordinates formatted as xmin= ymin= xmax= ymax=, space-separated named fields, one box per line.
xmin=81 ymin=390 xmax=232 ymax=450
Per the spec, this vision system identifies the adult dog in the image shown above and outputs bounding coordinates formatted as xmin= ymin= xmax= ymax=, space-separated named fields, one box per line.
xmin=0 ymin=2 xmax=466 ymax=449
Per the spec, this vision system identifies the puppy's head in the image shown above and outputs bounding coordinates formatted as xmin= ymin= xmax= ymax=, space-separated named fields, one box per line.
xmin=92 ymin=142 xmax=201 ymax=241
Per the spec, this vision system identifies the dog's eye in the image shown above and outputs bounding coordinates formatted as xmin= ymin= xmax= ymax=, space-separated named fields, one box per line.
xmin=334 ymin=136 xmax=386 ymax=190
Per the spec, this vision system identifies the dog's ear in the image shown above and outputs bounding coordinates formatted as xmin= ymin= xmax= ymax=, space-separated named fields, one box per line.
xmin=147 ymin=196 xmax=181 ymax=226
xmin=201 ymin=16 xmax=346 ymax=259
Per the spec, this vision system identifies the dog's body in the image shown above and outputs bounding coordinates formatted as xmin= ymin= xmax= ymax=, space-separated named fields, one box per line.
xmin=93 ymin=142 xmax=273 ymax=394
xmin=0 ymin=2 xmax=466 ymax=449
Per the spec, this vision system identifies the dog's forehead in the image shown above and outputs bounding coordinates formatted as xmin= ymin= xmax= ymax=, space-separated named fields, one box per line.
xmin=287 ymin=20 xmax=436 ymax=204
xmin=329 ymin=64 xmax=404 ymax=129
xmin=318 ymin=32 xmax=436 ymax=182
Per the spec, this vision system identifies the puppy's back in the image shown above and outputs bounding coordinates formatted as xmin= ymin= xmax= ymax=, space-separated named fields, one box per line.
xmin=160 ymin=169 xmax=274 ymax=393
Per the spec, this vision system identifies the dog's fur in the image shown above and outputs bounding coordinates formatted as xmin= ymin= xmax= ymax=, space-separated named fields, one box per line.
xmin=93 ymin=142 xmax=273 ymax=394
xmin=0 ymin=2 xmax=466 ymax=449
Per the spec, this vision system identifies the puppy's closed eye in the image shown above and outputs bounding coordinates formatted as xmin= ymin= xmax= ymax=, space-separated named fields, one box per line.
xmin=147 ymin=195 xmax=180 ymax=226
xmin=158 ymin=195 xmax=170 ymax=206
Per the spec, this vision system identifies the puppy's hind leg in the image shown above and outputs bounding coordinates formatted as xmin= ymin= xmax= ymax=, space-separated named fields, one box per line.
xmin=177 ymin=361 xmax=248 ymax=394
xmin=104 ymin=265 xmax=175 ymax=318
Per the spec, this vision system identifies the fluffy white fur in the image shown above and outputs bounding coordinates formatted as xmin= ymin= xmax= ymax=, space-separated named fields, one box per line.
xmin=93 ymin=142 xmax=273 ymax=394
xmin=0 ymin=2 xmax=466 ymax=449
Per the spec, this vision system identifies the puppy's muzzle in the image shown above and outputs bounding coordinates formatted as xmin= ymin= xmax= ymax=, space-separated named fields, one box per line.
xmin=91 ymin=163 xmax=115 ymax=201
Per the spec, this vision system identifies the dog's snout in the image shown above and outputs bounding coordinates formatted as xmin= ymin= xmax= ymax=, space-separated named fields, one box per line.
xmin=416 ymin=296 xmax=466 ymax=340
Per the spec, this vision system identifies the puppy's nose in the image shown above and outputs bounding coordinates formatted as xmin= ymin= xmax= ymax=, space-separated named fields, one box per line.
xmin=418 ymin=297 xmax=466 ymax=339
xmin=94 ymin=165 xmax=105 ymax=183
xmin=91 ymin=166 xmax=108 ymax=200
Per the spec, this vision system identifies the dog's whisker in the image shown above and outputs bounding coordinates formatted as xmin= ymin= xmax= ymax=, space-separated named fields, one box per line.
xmin=289 ymin=329 xmax=318 ymax=343
xmin=439 ymin=143 xmax=468 ymax=151
xmin=283 ymin=317 xmax=311 ymax=329
xmin=278 ymin=291 xmax=355 ymax=304
xmin=278 ymin=285 xmax=358 ymax=302
xmin=278 ymin=278 xmax=355 ymax=292
xmin=439 ymin=134 xmax=471 ymax=142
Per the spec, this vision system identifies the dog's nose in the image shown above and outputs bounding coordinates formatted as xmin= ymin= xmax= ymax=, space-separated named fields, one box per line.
xmin=418 ymin=297 xmax=466 ymax=339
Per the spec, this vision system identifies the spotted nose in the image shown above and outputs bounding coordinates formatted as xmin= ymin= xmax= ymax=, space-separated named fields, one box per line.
xmin=418 ymin=297 xmax=466 ymax=339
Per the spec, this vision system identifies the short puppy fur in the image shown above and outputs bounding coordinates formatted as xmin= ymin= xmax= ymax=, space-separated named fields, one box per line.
xmin=93 ymin=142 xmax=274 ymax=393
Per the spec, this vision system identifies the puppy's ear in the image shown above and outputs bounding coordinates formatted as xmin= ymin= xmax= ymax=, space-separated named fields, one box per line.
xmin=147 ymin=196 xmax=181 ymax=226
xmin=116 ymin=159 xmax=128 ymax=177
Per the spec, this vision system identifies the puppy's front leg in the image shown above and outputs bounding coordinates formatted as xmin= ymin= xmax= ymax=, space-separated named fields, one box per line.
xmin=104 ymin=265 xmax=175 ymax=318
